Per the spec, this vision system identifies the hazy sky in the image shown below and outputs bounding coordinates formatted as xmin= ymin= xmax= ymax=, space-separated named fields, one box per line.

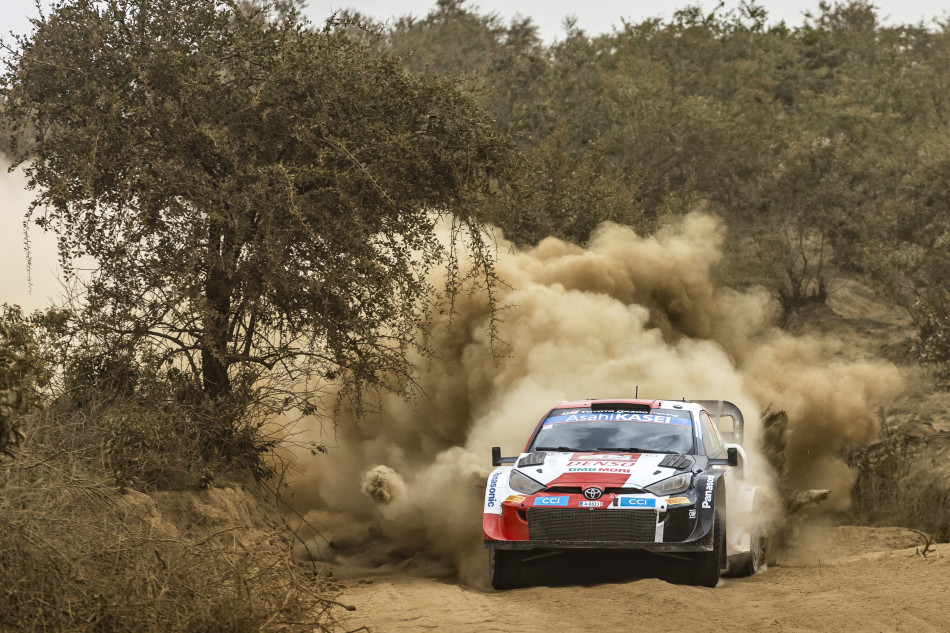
xmin=2 ymin=0 xmax=948 ymax=310
xmin=2 ymin=0 xmax=949 ymax=44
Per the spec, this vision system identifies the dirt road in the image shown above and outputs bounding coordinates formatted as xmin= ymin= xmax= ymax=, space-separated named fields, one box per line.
xmin=336 ymin=525 xmax=948 ymax=632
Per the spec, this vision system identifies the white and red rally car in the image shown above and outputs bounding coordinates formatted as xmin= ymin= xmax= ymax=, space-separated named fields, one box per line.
xmin=483 ymin=399 xmax=763 ymax=588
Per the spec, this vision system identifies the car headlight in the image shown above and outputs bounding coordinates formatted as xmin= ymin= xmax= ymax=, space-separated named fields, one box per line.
xmin=644 ymin=473 xmax=692 ymax=496
xmin=508 ymin=469 xmax=545 ymax=495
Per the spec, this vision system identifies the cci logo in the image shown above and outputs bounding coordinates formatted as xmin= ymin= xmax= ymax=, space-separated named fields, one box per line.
xmin=533 ymin=496 xmax=569 ymax=507
xmin=618 ymin=497 xmax=657 ymax=508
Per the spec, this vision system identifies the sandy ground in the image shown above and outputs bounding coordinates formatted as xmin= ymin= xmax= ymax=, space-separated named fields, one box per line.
xmin=334 ymin=525 xmax=948 ymax=633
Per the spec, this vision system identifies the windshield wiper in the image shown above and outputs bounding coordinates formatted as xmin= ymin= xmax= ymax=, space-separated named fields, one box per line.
xmin=535 ymin=446 xmax=582 ymax=452
xmin=596 ymin=447 xmax=676 ymax=454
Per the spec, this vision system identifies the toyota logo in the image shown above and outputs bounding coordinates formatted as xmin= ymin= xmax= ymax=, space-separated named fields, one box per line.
xmin=583 ymin=487 xmax=602 ymax=500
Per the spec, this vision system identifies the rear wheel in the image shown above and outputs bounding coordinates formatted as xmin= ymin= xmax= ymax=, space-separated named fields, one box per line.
xmin=488 ymin=547 xmax=522 ymax=589
xmin=732 ymin=493 xmax=766 ymax=577
xmin=690 ymin=511 xmax=724 ymax=587
xmin=734 ymin=525 xmax=764 ymax=576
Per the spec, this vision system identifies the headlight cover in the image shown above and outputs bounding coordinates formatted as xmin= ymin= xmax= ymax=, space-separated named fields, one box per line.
xmin=644 ymin=473 xmax=692 ymax=496
xmin=508 ymin=469 xmax=545 ymax=495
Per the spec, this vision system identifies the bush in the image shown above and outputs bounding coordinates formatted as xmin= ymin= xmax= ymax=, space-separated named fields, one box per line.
xmin=0 ymin=305 xmax=50 ymax=456
xmin=32 ymin=323 xmax=280 ymax=490
xmin=845 ymin=412 xmax=950 ymax=541
xmin=0 ymin=428 xmax=342 ymax=633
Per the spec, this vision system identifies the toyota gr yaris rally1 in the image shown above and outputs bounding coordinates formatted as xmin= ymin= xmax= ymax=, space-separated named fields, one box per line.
xmin=483 ymin=399 xmax=763 ymax=588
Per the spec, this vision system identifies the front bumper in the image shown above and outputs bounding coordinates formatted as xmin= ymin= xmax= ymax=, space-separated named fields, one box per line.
xmin=484 ymin=494 xmax=714 ymax=552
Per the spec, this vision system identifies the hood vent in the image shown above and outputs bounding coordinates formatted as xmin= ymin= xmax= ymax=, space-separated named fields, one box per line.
xmin=518 ymin=452 xmax=548 ymax=468
xmin=658 ymin=454 xmax=694 ymax=470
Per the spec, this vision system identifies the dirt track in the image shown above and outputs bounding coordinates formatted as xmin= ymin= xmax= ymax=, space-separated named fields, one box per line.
xmin=336 ymin=525 xmax=949 ymax=632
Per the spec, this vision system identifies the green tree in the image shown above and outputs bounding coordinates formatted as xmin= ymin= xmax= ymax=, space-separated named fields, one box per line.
xmin=0 ymin=305 xmax=51 ymax=456
xmin=868 ymin=129 xmax=950 ymax=378
xmin=1 ymin=0 xmax=513 ymax=416
xmin=487 ymin=128 xmax=647 ymax=245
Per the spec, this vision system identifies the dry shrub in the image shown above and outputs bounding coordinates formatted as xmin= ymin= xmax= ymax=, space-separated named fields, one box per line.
xmin=35 ymin=358 xmax=282 ymax=491
xmin=845 ymin=413 xmax=950 ymax=541
xmin=24 ymin=397 xmax=226 ymax=492
xmin=0 ymin=417 xmax=344 ymax=633
xmin=764 ymin=407 xmax=950 ymax=543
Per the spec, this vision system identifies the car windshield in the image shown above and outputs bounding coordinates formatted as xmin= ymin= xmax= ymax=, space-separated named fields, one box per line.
xmin=529 ymin=408 xmax=694 ymax=454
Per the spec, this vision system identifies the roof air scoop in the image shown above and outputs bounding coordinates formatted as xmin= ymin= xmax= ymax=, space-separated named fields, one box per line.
xmin=590 ymin=402 xmax=652 ymax=413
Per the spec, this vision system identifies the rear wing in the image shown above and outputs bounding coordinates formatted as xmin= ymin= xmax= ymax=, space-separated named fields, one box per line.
xmin=691 ymin=400 xmax=744 ymax=445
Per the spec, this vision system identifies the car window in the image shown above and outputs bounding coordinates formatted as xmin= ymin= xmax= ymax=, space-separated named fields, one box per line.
xmin=699 ymin=411 xmax=724 ymax=458
xmin=530 ymin=408 xmax=695 ymax=454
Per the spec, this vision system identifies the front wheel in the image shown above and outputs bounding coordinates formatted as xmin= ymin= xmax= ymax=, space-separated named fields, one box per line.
xmin=690 ymin=511 xmax=724 ymax=587
xmin=488 ymin=547 xmax=522 ymax=589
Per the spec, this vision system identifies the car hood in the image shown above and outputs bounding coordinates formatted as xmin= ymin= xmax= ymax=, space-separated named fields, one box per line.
xmin=516 ymin=451 xmax=682 ymax=490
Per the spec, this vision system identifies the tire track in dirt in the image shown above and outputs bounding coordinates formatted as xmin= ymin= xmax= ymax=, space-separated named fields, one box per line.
xmin=334 ymin=526 xmax=947 ymax=633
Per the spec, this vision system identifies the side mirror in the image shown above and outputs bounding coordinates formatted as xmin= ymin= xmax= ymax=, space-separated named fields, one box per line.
xmin=727 ymin=446 xmax=738 ymax=467
xmin=491 ymin=446 xmax=518 ymax=467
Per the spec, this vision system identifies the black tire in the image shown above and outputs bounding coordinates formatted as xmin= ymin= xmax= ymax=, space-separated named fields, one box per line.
xmin=489 ymin=547 xmax=522 ymax=589
xmin=734 ymin=525 xmax=764 ymax=577
xmin=690 ymin=511 xmax=724 ymax=587
xmin=731 ymin=493 xmax=765 ymax=577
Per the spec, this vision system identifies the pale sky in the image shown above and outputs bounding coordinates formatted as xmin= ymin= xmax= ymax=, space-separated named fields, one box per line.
xmin=304 ymin=0 xmax=949 ymax=36
xmin=2 ymin=0 xmax=949 ymax=310
xmin=2 ymin=0 xmax=949 ymax=45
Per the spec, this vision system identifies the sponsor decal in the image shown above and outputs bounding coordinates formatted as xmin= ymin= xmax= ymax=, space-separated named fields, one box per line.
xmin=505 ymin=495 xmax=526 ymax=504
xmin=618 ymin=497 xmax=657 ymax=508
xmin=579 ymin=500 xmax=602 ymax=508
xmin=701 ymin=475 xmax=715 ymax=509
xmin=533 ymin=496 xmax=569 ymax=507
xmin=574 ymin=454 xmax=633 ymax=461
xmin=567 ymin=466 xmax=630 ymax=475
xmin=666 ymin=496 xmax=690 ymax=506
xmin=543 ymin=409 xmax=692 ymax=427
xmin=689 ymin=509 xmax=697 ymax=518
xmin=567 ymin=461 xmax=634 ymax=468
xmin=486 ymin=472 xmax=500 ymax=508
xmin=563 ymin=413 xmax=675 ymax=423
xmin=583 ymin=487 xmax=603 ymax=500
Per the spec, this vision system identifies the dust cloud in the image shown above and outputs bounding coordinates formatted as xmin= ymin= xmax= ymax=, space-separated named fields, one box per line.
xmin=283 ymin=213 xmax=902 ymax=585
xmin=0 ymin=158 xmax=62 ymax=311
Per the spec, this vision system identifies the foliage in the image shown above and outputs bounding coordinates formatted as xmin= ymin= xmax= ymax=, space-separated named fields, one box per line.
xmin=0 ymin=305 xmax=52 ymax=456
xmin=1 ymin=0 xmax=514 ymax=420
xmin=487 ymin=129 xmax=649 ymax=245
xmin=6 ymin=0 xmax=950 ymax=480
xmin=50 ymin=323 xmax=282 ymax=487
xmin=866 ymin=132 xmax=950 ymax=378
xmin=845 ymin=413 xmax=950 ymax=541
xmin=0 ymin=425 xmax=342 ymax=632
xmin=371 ymin=0 xmax=950 ymax=344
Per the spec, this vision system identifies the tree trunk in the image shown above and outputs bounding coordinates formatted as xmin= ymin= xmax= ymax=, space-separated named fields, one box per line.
xmin=203 ymin=220 xmax=233 ymax=400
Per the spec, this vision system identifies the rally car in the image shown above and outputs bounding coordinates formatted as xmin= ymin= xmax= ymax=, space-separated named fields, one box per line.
xmin=483 ymin=399 xmax=763 ymax=589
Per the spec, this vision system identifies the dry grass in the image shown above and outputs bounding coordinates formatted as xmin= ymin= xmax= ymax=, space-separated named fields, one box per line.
xmin=0 ymin=415 xmax=347 ymax=633
xmin=845 ymin=412 xmax=950 ymax=542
